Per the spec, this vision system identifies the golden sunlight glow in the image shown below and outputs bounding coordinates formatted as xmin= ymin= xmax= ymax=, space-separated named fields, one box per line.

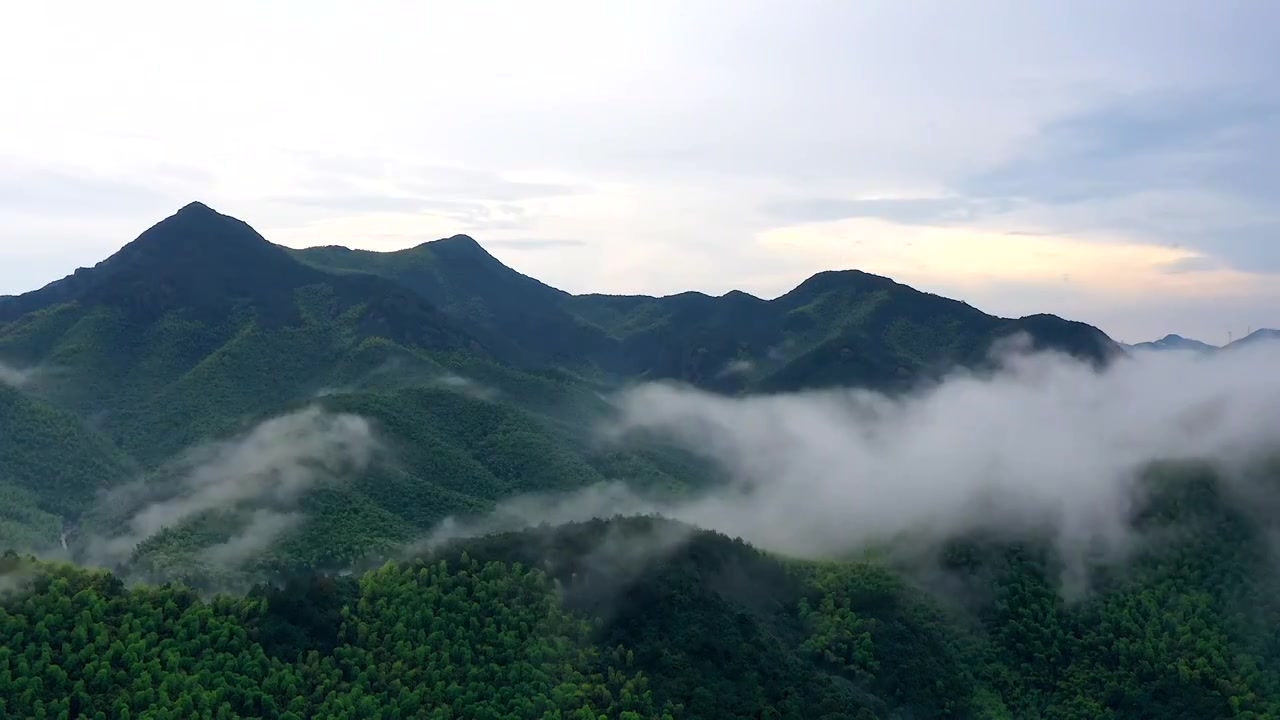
xmin=757 ymin=218 xmax=1262 ymax=298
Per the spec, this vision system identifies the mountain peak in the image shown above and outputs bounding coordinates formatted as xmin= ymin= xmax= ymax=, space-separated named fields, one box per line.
xmin=1226 ymin=328 xmax=1280 ymax=349
xmin=784 ymin=269 xmax=892 ymax=300
xmin=140 ymin=201 xmax=269 ymax=243
xmin=1130 ymin=333 xmax=1216 ymax=353
xmin=83 ymin=205 xmax=314 ymax=322
xmin=0 ymin=204 xmax=306 ymax=323
xmin=175 ymin=200 xmax=218 ymax=216
xmin=434 ymin=234 xmax=493 ymax=256
xmin=424 ymin=233 xmax=503 ymax=264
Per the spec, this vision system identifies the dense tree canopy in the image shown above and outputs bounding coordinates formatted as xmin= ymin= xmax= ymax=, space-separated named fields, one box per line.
xmin=5 ymin=476 xmax=1280 ymax=720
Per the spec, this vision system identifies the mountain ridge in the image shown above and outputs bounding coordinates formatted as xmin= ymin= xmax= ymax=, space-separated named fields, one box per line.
xmin=294 ymin=228 xmax=1120 ymax=391
xmin=1127 ymin=333 xmax=1218 ymax=353
xmin=1226 ymin=328 xmax=1280 ymax=350
xmin=1123 ymin=329 xmax=1279 ymax=354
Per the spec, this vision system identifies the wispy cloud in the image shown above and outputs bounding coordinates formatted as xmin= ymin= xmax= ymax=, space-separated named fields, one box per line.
xmin=201 ymin=509 xmax=304 ymax=568
xmin=0 ymin=362 xmax=33 ymax=388
xmin=88 ymin=406 xmax=378 ymax=567
xmin=433 ymin=373 xmax=499 ymax=401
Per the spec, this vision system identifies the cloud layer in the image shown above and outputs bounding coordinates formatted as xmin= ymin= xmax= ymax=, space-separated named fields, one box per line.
xmin=429 ymin=338 xmax=1280 ymax=591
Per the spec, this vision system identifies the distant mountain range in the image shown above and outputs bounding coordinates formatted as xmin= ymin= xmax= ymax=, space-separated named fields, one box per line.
xmin=1226 ymin=328 xmax=1280 ymax=349
xmin=1123 ymin=329 xmax=1278 ymax=354
xmin=1124 ymin=334 xmax=1219 ymax=353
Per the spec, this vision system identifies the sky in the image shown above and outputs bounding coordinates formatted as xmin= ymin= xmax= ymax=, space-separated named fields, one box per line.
xmin=1 ymin=1 xmax=1276 ymax=344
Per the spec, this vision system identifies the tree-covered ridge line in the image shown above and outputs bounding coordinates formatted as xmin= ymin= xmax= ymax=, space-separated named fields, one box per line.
xmin=293 ymin=232 xmax=1119 ymax=393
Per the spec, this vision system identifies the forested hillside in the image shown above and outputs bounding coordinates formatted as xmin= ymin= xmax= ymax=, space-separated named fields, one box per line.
xmin=0 ymin=385 xmax=135 ymax=548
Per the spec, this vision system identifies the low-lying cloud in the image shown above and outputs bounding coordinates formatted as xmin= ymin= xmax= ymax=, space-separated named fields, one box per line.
xmin=313 ymin=357 xmax=497 ymax=402
xmin=0 ymin=362 xmax=34 ymax=388
xmin=433 ymin=373 xmax=499 ymax=401
xmin=88 ymin=406 xmax=377 ymax=567
xmin=428 ymin=337 xmax=1280 ymax=590
xmin=201 ymin=509 xmax=305 ymax=568
xmin=420 ymin=482 xmax=661 ymax=554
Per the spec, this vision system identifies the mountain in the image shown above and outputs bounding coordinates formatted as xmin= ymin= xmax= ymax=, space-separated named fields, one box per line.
xmin=1225 ymin=328 xmax=1280 ymax=351
xmin=295 ymin=237 xmax=619 ymax=368
xmin=1127 ymin=333 xmax=1218 ymax=353
xmin=0 ymin=202 xmax=487 ymax=462
xmin=296 ymin=241 xmax=1119 ymax=393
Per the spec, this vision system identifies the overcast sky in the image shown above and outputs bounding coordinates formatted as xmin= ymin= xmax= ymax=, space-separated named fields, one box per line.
xmin=2 ymin=1 xmax=1276 ymax=344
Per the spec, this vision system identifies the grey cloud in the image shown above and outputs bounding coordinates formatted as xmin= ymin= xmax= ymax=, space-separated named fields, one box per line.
xmin=963 ymin=93 xmax=1280 ymax=272
xmin=89 ymin=406 xmax=377 ymax=566
xmin=964 ymin=93 xmax=1280 ymax=205
xmin=769 ymin=91 xmax=1280 ymax=274
xmin=1186 ymin=229 xmax=1280 ymax=274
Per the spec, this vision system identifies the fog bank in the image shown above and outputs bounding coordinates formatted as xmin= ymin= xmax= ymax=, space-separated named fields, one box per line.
xmin=430 ymin=339 xmax=1280 ymax=584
